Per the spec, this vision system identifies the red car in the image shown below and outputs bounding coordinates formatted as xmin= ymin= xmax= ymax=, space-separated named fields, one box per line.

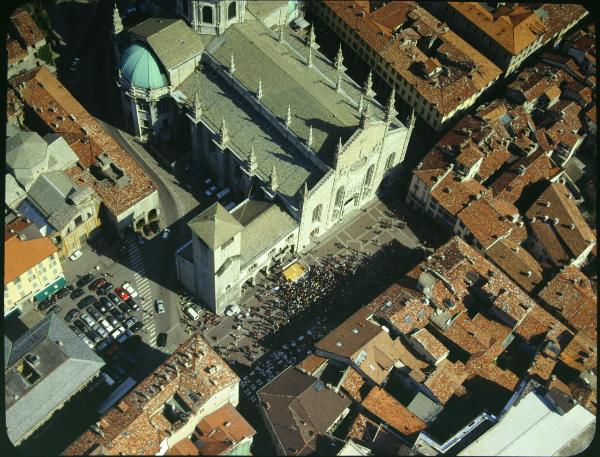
xmin=115 ymin=287 xmax=130 ymax=301
xmin=88 ymin=278 xmax=107 ymax=292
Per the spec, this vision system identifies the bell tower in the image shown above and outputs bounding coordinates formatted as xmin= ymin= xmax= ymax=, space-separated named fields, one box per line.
xmin=177 ymin=0 xmax=246 ymax=35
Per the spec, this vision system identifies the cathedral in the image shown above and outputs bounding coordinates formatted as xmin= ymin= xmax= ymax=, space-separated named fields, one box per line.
xmin=112 ymin=0 xmax=414 ymax=314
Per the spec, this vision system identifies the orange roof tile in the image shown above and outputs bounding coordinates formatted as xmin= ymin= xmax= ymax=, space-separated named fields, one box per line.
xmin=411 ymin=328 xmax=449 ymax=362
xmin=296 ymin=354 xmax=328 ymax=376
xmin=340 ymin=367 xmax=368 ymax=403
xmin=424 ymin=359 xmax=467 ymax=404
xmin=4 ymin=228 xmax=57 ymax=285
xmin=527 ymin=353 xmax=557 ymax=382
xmin=559 ymin=331 xmax=597 ymax=372
xmin=10 ymin=8 xmax=45 ymax=48
xmin=361 ymin=387 xmax=426 ymax=436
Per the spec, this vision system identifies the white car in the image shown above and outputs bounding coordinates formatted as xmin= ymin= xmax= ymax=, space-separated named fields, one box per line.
xmin=162 ymin=228 xmax=171 ymax=240
xmin=225 ymin=304 xmax=242 ymax=317
xmin=122 ymin=282 xmax=138 ymax=298
xmin=100 ymin=318 xmax=114 ymax=333
xmin=155 ymin=299 xmax=165 ymax=314
xmin=69 ymin=249 xmax=83 ymax=261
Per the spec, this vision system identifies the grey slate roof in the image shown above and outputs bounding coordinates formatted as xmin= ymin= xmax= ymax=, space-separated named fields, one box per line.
xmin=178 ymin=67 xmax=323 ymax=200
xmin=206 ymin=21 xmax=398 ymax=162
xmin=6 ymin=131 xmax=48 ymax=170
xmin=5 ymin=173 xmax=27 ymax=208
xmin=231 ymin=200 xmax=298 ymax=266
xmin=246 ymin=0 xmax=288 ymax=20
xmin=188 ymin=202 xmax=244 ymax=249
xmin=407 ymin=392 xmax=443 ymax=423
xmin=27 ymin=171 xmax=77 ymax=217
xmin=5 ymin=313 xmax=104 ymax=444
xmin=258 ymin=366 xmax=351 ymax=456
xmin=129 ymin=18 xmax=206 ymax=71
xmin=44 ymin=134 xmax=79 ymax=171
xmin=6 ymin=122 xmax=21 ymax=138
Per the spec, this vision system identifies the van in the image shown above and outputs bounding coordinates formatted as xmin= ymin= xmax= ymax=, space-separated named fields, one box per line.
xmin=224 ymin=201 xmax=236 ymax=211
xmin=216 ymin=188 xmax=231 ymax=200
xmin=185 ymin=306 xmax=200 ymax=321
xmin=101 ymin=372 xmax=116 ymax=387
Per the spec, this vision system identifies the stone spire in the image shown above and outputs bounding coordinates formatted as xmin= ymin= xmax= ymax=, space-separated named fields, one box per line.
xmin=334 ymin=44 xmax=344 ymax=73
xmin=269 ymin=165 xmax=279 ymax=192
xmin=192 ymin=88 xmax=203 ymax=120
xmin=302 ymin=182 xmax=309 ymax=206
xmin=363 ymin=69 xmax=375 ymax=98
xmin=286 ymin=105 xmax=292 ymax=127
xmin=230 ymin=54 xmax=235 ymax=75
xmin=360 ymin=100 xmax=372 ymax=128
xmin=112 ymin=3 xmax=123 ymax=35
xmin=307 ymin=125 xmax=313 ymax=148
xmin=336 ymin=74 xmax=342 ymax=93
xmin=257 ymin=78 xmax=263 ymax=101
xmin=357 ymin=93 xmax=364 ymax=114
xmin=308 ymin=24 xmax=316 ymax=48
xmin=307 ymin=46 xmax=313 ymax=68
xmin=334 ymin=137 xmax=343 ymax=168
xmin=409 ymin=108 xmax=416 ymax=130
xmin=279 ymin=25 xmax=285 ymax=44
xmin=385 ymin=88 xmax=396 ymax=122
xmin=220 ymin=117 xmax=229 ymax=145
xmin=248 ymin=145 xmax=258 ymax=174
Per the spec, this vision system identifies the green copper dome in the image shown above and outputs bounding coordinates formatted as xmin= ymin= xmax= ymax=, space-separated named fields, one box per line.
xmin=120 ymin=43 xmax=168 ymax=89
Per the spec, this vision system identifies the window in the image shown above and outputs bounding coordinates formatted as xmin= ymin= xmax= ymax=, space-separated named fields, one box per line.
xmin=228 ymin=2 xmax=236 ymax=20
xmin=222 ymin=237 xmax=234 ymax=250
xmin=74 ymin=215 xmax=83 ymax=226
xmin=202 ymin=6 xmax=213 ymax=24
xmin=312 ymin=204 xmax=323 ymax=222
xmin=364 ymin=165 xmax=375 ymax=187
xmin=334 ymin=187 xmax=345 ymax=208
xmin=14 ymin=276 xmax=21 ymax=284
xmin=138 ymin=100 xmax=149 ymax=112
xmin=384 ymin=153 xmax=396 ymax=172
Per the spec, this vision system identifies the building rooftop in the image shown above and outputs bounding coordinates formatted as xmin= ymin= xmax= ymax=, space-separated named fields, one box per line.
xmin=5 ymin=313 xmax=104 ymax=444
xmin=361 ymin=386 xmax=426 ymax=437
xmin=322 ymin=1 xmax=501 ymax=117
xmin=445 ymin=2 xmax=546 ymax=56
xmin=10 ymin=66 xmax=158 ymax=217
xmin=558 ymin=331 xmax=596 ymax=373
xmin=257 ymin=366 xmax=351 ymax=456
xmin=296 ymin=354 xmax=328 ymax=377
xmin=128 ymin=18 xmax=206 ymax=71
xmin=10 ymin=8 xmax=45 ymax=49
xmin=231 ymin=200 xmax=298 ymax=266
xmin=407 ymin=391 xmax=444 ymax=423
xmin=63 ymin=334 xmax=239 ymax=456
xmin=120 ymin=43 xmax=169 ymax=90
xmin=188 ymin=203 xmax=244 ymax=250
xmin=4 ymin=221 xmax=57 ymax=285
xmin=190 ymin=402 xmax=255 ymax=455
xmin=410 ymin=328 xmax=449 ymax=362
xmin=459 ymin=385 xmax=595 ymax=456
xmin=346 ymin=413 xmax=407 ymax=455
xmin=538 ymin=266 xmax=597 ymax=340
xmin=525 ymin=182 xmax=596 ymax=266
xmin=424 ymin=359 xmax=467 ymax=405
xmin=339 ymin=366 xmax=368 ymax=403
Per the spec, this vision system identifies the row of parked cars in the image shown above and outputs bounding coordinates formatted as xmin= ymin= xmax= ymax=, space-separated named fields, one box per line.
xmin=65 ymin=275 xmax=144 ymax=352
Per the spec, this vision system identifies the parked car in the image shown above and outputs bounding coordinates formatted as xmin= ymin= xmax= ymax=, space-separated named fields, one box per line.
xmin=55 ymin=287 xmax=70 ymax=299
xmin=131 ymin=321 xmax=144 ymax=333
xmin=80 ymin=312 xmax=97 ymax=328
xmin=69 ymin=249 xmax=83 ymax=261
xmin=37 ymin=297 xmax=55 ymax=311
xmin=137 ymin=235 xmax=144 ymax=245
xmin=107 ymin=315 xmax=119 ymax=328
xmin=87 ymin=306 xmax=102 ymax=321
xmin=78 ymin=295 xmax=98 ymax=310
xmin=100 ymin=318 xmax=114 ymax=333
xmin=80 ymin=334 xmax=95 ymax=349
xmin=225 ymin=304 xmax=242 ymax=316
xmin=122 ymin=282 xmax=138 ymax=298
xmin=47 ymin=305 xmax=62 ymax=314
xmin=155 ymin=299 xmax=165 ymax=314
xmin=117 ymin=329 xmax=134 ymax=343
xmin=88 ymin=278 xmax=107 ymax=292
xmin=93 ymin=324 xmax=108 ymax=339
xmin=157 ymin=332 xmax=168 ymax=347
xmin=118 ymin=302 xmax=130 ymax=314
xmin=115 ymin=287 xmax=130 ymax=301
xmin=96 ymin=339 xmax=110 ymax=353
xmin=70 ymin=325 xmax=84 ymax=338
xmin=85 ymin=329 xmax=102 ymax=344
xmin=65 ymin=309 xmax=80 ymax=323
xmin=99 ymin=296 xmax=112 ymax=311
xmin=162 ymin=228 xmax=170 ymax=240
xmin=126 ymin=297 xmax=139 ymax=311
xmin=97 ymin=282 xmax=114 ymax=296
xmin=70 ymin=288 xmax=85 ymax=300
xmin=108 ymin=291 xmax=124 ymax=306
xmin=74 ymin=319 xmax=88 ymax=333
xmin=69 ymin=56 xmax=81 ymax=72
xmin=111 ymin=326 xmax=125 ymax=340
xmin=124 ymin=317 xmax=137 ymax=329
xmin=109 ymin=307 xmax=126 ymax=321
xmin=76 ymin=274 xmax=94 ymax=288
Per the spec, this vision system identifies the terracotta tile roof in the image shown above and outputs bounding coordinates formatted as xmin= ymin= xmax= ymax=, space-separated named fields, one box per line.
xmin=457 ymin=196 xmax=518 ymax=250
xmin=525 ymin=182 xmax=596 ymax=265
xmin=540 ymin=3 xmax=589 ymax=43
xmin=376 ymin=294 xmax=433 ymax=334
xmin=442 ymin=312 xmax=513 ymax=356
xmin=411 ymin=328 xmax=449 ymax=362
xmin=527 ymin=353 xmax=557 ymax=381
xmin=165 ymin=438 xmax=199 ymax=456
xmin=322 ymin=1 xmax=501 ymax=116
xmin=485 ymin=238 xmax=544 ymax=293
xmin=346 ymin=412 xmax=405 ymax=452
xmin=514 ymin=302 xmax=568 ymax=345
xmin=10 ymin=67 xmax=158 ymax=217
xmin=63 ymin=334 xmax=239 ymax=456
xmin=361 ymin=387 xmax=426 ymax=436
xmin=430 ymin=175 xmax=488 ymax=217
xmin=340 ymin=367 xmax=368 ymax=403
xmin=508 ymin=64 xmax=567 ymax=103
xmin=424 ymin=359 xmax=467 ymax=404
xmin=7 ymin=38 xmax=28 ymax=64
xmin=447 ymin=2 xmax=546 ymax=55
xmin=568 ymin=383 xmax=597 ymax=416
xmin=585 ymin=105 xmax=596 ymax=124
xmin=4 ymin=224 xmax=57 ymax=285
xmin=10 ymin=8 xmax=45 ymax=48
xmin=559 ymin=331 xmax=597 ymax=372
xmin=296 ymin=354 xmax=328 ymax=376
xmin=191 ymin=403 xmax=256 ymax=455
xmin=538 ymin=266 xmax=597 ymax=340
xmin=464 ymin=342 xmax=519 ymax=392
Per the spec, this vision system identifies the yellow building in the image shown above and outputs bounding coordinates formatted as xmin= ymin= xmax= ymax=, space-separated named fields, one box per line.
xmin=4 ymin=218 xmax=66 ymax=316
